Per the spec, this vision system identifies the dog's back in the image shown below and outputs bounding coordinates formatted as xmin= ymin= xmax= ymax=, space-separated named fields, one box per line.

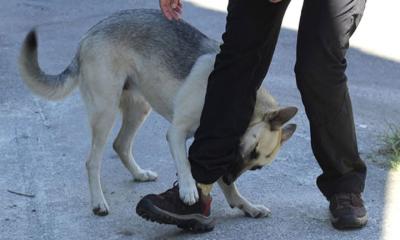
xmin=82 ymin=9 xmax=219 ymax=80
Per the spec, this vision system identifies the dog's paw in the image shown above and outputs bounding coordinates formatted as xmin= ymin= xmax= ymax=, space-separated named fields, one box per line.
xmin=242 ymin=204 xmax=271 ymax=218
xmin=179 ymin=177 xmax=199 ymax=205
xmin=134 ymin=169 xmax=158 ymax=182
xmin=92 ymin=202 xmax=110 ymax=216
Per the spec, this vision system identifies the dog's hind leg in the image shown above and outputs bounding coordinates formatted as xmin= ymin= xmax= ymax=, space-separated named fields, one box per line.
xmin=85 ymin=102 xmax=118 ymax=216
xmin=80 ymin=63 xmax=123 ymax=216
xmin=113 ymin=89 xmax=157 ymax=181
xmin=217 ymin=179 xmax=271 ymax=218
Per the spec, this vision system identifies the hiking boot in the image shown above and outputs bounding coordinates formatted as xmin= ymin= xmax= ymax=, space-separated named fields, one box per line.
xmin=329 ymin=193 xmax=368 ymax=230
xmin=136 ymin=182 xmax=215 ymax=232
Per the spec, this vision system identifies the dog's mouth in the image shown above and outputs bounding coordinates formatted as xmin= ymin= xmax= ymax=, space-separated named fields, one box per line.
xmin=222 ymin=172 xmax=238 ymax=185
xmin=222 ymin=164 xmax=264 ymax=185
xmin=222 ymin=159 xmax=244 ymax=185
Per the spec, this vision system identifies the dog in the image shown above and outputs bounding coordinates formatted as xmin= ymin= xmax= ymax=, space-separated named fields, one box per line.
xmin=19 ymin=9 xmax=297 ymax=218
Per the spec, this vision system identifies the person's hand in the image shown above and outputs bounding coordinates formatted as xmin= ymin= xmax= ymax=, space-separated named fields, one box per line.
xmin=270 ymin=0 xmax=283 ymax=3
xmin=159 ymin=0 xmax=182 ymax=21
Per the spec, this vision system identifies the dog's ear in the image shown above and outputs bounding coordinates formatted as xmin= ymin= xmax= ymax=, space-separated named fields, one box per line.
xmin=281 ymin=124 xmax=296 ymax=143
xmin=264 ymin=106 xmax=298 ymax=130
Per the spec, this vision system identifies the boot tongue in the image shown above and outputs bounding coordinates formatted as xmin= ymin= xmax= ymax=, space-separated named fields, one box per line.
xmin=197 ymin=183 xmax=213 ymax=216
xmin=200 ymin=194 xmax=212 ymax=216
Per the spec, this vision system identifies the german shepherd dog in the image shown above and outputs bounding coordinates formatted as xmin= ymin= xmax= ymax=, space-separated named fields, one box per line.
xmin=19 ymin=9 xmax=297 ymax=218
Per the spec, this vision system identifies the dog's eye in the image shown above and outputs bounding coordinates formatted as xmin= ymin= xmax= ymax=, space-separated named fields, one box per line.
xmin=250 ymin=165 xmax=263 ymax=171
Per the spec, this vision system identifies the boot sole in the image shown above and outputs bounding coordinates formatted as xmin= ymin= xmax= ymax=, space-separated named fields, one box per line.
xmin=136 ymin=198 xmax=215 ymax=233
xmin=331 ymin=213 xmax=368 ymax=230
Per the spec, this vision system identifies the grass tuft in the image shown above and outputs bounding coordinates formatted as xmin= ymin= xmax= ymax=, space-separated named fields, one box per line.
xmin=380 ymin=125 xmax=400 ymax=170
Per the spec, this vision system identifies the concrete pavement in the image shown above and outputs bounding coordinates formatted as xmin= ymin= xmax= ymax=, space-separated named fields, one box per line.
xmin=1 ymin=1 xmax=399 ymax=239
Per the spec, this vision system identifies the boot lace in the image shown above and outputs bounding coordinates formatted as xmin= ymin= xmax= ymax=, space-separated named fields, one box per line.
xmin=160 ymin=181 xmax=180 ymax=199
xmin=335 ymin=193 xmax=362 ymax=209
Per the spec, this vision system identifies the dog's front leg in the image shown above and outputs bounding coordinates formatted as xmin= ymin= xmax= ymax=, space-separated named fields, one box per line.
xmin=217 ymin=179 xmax=271 ymax=218
xmin=166 ymin=126 xmax=199 ymax=205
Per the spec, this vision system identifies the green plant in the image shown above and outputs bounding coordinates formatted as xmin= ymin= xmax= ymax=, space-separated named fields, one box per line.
xmin=382 ymin=125 xmax=400 ymax=170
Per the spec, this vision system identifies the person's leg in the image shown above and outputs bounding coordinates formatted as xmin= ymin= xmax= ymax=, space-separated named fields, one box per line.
xmin=137 ymin=0 xmax=291 ymax=232
xmin=189 ymin=0 xmax=290 ymax=184
xmin=295 ymin=0 xmax=367 ymax=229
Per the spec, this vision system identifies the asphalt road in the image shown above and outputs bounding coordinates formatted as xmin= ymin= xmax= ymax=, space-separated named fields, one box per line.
xmin=1 ymin=1 xmax=399 ymax=240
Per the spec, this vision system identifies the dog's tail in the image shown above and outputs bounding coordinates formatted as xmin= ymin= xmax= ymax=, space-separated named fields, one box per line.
xmin=18 ymin=30 xmax=79 ymax=101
